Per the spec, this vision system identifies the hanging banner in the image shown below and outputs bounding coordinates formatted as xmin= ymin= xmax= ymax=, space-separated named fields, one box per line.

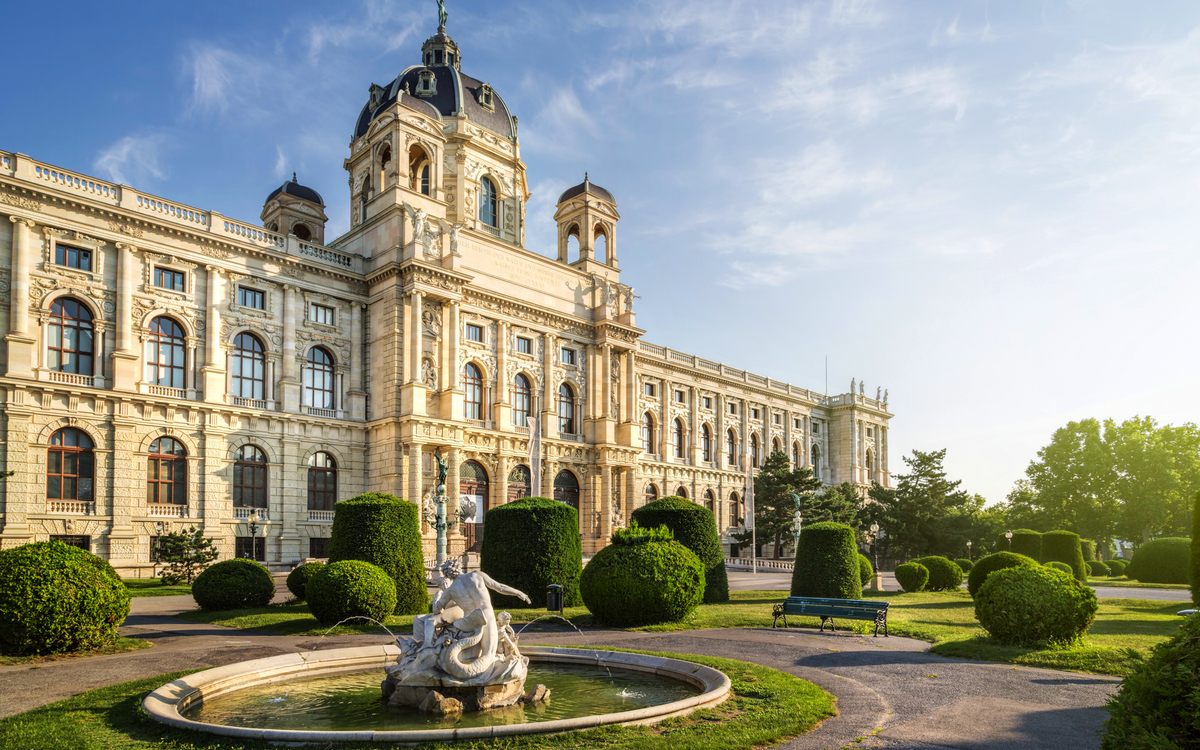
xmin=527 ymin=397 xmax=541 ymax=497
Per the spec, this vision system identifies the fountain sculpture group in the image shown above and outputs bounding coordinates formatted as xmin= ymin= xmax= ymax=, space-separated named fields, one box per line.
xmin=382 ymin=567 xmax=549 ymax=715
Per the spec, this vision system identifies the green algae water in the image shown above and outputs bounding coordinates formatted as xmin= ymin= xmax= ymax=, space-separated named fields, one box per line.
xmin=183 ymin=663 xmax=699 ymax=731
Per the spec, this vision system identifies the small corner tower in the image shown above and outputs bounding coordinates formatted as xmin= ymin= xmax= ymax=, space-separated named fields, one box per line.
xmin=262 ymin=173 xmax=328 ymax=244
xmin=554 ymin=173 xmax=619 ymax=274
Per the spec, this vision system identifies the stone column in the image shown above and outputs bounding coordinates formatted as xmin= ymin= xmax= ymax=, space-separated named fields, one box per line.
xmin=600 ymin=344 xmax=612 ymax=421
xmin=715 ymin=394 xmax=725 ymax=470
xmin=600 ymin=464 xmax=612 ymax=547
xmin=347 ymin=303 xmax=366 ymax=420
xmin=494 ymin=321 xmax=509 ymax=426
xmin=659 ymin=379 xmax=670 ymax=460
xmin=623 ymin=349 xmax=635 ymax=423
xmin=409 ymin=292 xmax=423 ymax=383
xmin=4 ymin=217 xmax=36 ymax=378
xmin=265 ymin=360 xmax=275 ymax=406
xmin=185 ymin=342 xmax=197 ymax=399
xmin=202 ymin=267 xmax=225 ymax=404
xmin=408 ymin=443 xmax=425 ymax=537
xmin=740 ymin=399 xmax=748 ymax=470
xmin=280 ymin=285 xmax=299 ymax=411
xmin=444 ymin=301 xmax=461 ymax=420
xmin=447 ymin=448 xmax=463 ymax=551
xmin=541 ymin=332 xmax=554 ymax=432
xmin=496 ymin=454 xmax=509 ymax=505
xmin=689 ymin=386 xmax=699 ymax=465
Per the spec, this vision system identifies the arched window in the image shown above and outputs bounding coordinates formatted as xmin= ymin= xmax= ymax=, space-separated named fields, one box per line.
xmin=645 ymin=483 xmax=659 ymax=504
xmin=701 ymin=424 xmax=712 ymax=463
xmin=672 ymin=418 xmax=685 ymax=458
xmin=750 ymin=434 xmax=760 ymax=468
xmin=557 ymin=383 xmax=576 ymax=434
xmin=464 ymin=363 xmax=483 ymax=420
xmin=675 ymin=485 xmax=688 ymax=499
xmin=772 ymin=437 xmax=781 ymax=455
xmin=47 ymin=427 xmax=94 ymax=504
xmin=147 ymin=437 xmax=186 ymax=505
xmin=727 ymin=429 xmax=737 ymax=467
xmin=233 ymin=445 xmax=268 ymax=508
xmin=307 ymin=452 xmax=337 ymax=511
xmin=293 ymin=223 xmax=312 ymax=242
xmin=507 ymin=464 xmax=531 ymax=502
xmin=461 ymin=460 xmax=489 ymax=551
xmin=479 ymin=177 xmax=498 ymax=227
xmin=409 ymin=145 xmax=430 ymax=195
xmin=729 ymin=492 xmax=741 ymax=527
xmin=866 ymin=450 xmax=874 ymax=473
xmin=594 ymin=227 xmax=608 ymax=263
xmin=358 ymin=176 xmax=370 ymax=224
xmin=811 ymin=444 xmax=822 ymax=479
xmin=145 ymin=316 xmax=186 ymax=389
xmin=48 ymin=298 xmax=94 ymax=375
xmin=793 ymin=442 xmax=801 ymax=468
xmin=304 ymin=347 xmax=335 ymax=409
xmin=232 ymin=333 xmax=265 ymax=400
xmin=553 ymin=470 xmax=579 ymax=509
xmin=642 ymin=412 xmax=656 ymax=454
xmin=704 ymin=489 xmax=715 ymax=515
xmin=379 ymin=147 xmax=392 ymax=188
xmin=512 ymin=374 xmax=532 ymax=426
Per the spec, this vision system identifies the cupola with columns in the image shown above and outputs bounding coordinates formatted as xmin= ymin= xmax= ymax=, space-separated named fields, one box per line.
xmin=554 ymin=173 xmax=619 ymax=275
xmin=261 ymin=173 xmax=328 ymax=244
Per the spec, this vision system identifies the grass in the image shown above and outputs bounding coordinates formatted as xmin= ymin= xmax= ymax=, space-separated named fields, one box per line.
xmin=1087 ymin=577 xmax=1190 ymax=590
xmin=0 ymin=650 xmax=834 ymax=750
xmin=0 ymin=637 xmax=151 ymax=667
xmin=123 ymin=579 xmax=193 ymax=598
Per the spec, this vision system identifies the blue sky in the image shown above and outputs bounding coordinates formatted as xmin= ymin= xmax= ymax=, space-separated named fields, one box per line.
xmin=5 ymin=1 xmax=1200 ymax=505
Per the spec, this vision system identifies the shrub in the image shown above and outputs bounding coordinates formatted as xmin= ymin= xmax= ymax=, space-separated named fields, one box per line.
xmin=1087 ymin=560 xmax=1108 ymax=577
xmin=967 ymin=551 xmax=1039 ymax=598
xmin=1046 ymin=561 xmax=1073 ymax=574
xmin=955 ymin=558 xmax=974 ymax=573
xmin=579 ymin=536 xmax=704 ymax=627
xmin=1193 ymin=492 xmax=1200 ymax=605
xmin=632 ymin=496 xmax=729 ymax=603
xmin=328 ymin=493 xmax=428 ymax=615
xmin=0 ymin=541 xmax=130 ymax=656
xmin=157 ymin=525 xmax=219 ymax=585
xmin=286 ymin=561 xmax=324 ymax=600
xmin=192 ymin=559 xmax=274 ymax=611
xmin=1126 ymin=537 xmax=1191 ymax=585
xmin=789 ymin=522 xmax=861 ymax=600
xmin=1100 ymin=612 xmax=1200 ymax=749
xmin=1106 ymin=559 xmax=1127 ymax=577
xmin=307 ymin=560 xmax=398 ymax=626
xmin=975 ymin=565 xmax=1098 ymax=647
xmin=1081 ymin=539 xmax=1096 ymax=562
xmin=997 ymin=529 xmax=1042 ymax=561
xmin=858 ymin=553 xmax=874 ymax=588
xmin=1041 ymin=530 xmax=1087 ymax=581
xmin=912 ymin=556 xmax=964 ymax=591
xmin=895 ymin=563 xmax=928 ymax=593
xmin=481 ymin=497 xmax=582 ymax=609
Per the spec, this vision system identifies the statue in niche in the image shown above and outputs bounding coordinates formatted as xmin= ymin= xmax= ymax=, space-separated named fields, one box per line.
xmin=449 ymin=223 xmax=462 ymax=256
xmin=422 ymin=357 xmax=437 ymax=390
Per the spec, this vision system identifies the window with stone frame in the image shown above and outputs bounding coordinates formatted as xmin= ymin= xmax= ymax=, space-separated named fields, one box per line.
xmin=309 ymin=303 xmax=334 ymax=326
xmin=560 ymin=347 xmax=576 ymax=366
xmin=641 ymin=412 xmax=655 ymax=453
xmin=511 ymin=374 xmax=532 ymax=426
xmin=307 ymin=452 xmax=337 ymax=511
xmin=464 ymin=363 xmax=483 ymax=420
xmin=235 ymin=536 xmax=266 ymax=561
xmin=645 ymin=483 xmax=659 ymax=504
xmin=701 ymin=424 xmax=712 ymax=462
xmin=479 ymin=177 xmax=498 ymax=227
xmin=47 ymin=427 xmax=94 ymax=504
xmin=465 ymin=323 xmax=484 ymax=343
xmin=55 ymin=243 xmax=91 ymax=272
xmin=144 ymin=316 xmax=186 ymax=390
xmin=516 ymin=336 xmax=532 ymax=354
xmin=558 ymin=383 xmax=576 ymax=434
xmin=672 ymin=418 xmax=685 ymax=458
xmin=231 ymin=333 xmax=266 ymax=400
xmin=237 ymin=286 xmax=265 ymax=310
xmin=303 ymin=347 xmax=336 ymax=409
xmin=233 ymin=445 xmax=268 ymax=509
xmin=153 ymin=266 xmax=186 ymax=292
xmin=147 ymin=437 xmax=187 ymax=505
xmin=48 ymin=297 xmax=95 ymax=376
xmin=309 ymin=537 xmax=330 ymax=558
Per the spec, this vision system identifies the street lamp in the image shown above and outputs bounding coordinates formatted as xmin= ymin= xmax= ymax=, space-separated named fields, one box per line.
xmin=1005 ymin=530 xmax=1013 ymax=552
xmin=247 ymin=511 xmax=260 ymax=560
xmin=421 ymin=453 xmax=476 ymax=579
xmin=790 ymin=493 xmax=802 ymax=557
xmin=966 ymin=540 xmax=973 ymax=561
xmin=869 ymin=523 xmax=882 ymax=591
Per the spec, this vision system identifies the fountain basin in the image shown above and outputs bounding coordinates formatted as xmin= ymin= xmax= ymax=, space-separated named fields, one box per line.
xmin=142 ymin=645 xmax=731 ymax=743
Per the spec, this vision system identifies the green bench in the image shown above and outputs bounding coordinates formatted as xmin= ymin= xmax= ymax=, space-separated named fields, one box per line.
xmin=771 ymin=596 xmax=890 ymax=636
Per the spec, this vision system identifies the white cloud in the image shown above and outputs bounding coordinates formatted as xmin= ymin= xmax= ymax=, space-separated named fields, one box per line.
xmin=274 ymin=146 xmax=287 ymax=180
xmin=93 ymin=134 xmax=168 ymax=185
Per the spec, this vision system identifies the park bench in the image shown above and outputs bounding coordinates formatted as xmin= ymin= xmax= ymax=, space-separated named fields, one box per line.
xmin=771 ymin=596 xmax=890 ymax=636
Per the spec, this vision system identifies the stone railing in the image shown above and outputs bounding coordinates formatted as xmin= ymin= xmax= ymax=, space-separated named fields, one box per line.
xmin=147 ymin=504 xmax=189 ymax=518
xmin=301 ymin=405 xmax=343 ymax=419
xmin=48 ymin=371 xmax=96 ymax=388
xmin=47 ymin=500 xmax=94 ymax=515
xmin=297 ymin=242 xmax=353 ymax=268
xmin=34 ymin=164 xmax=120 ymax=203
xmin=307 ymin=510 xmax=335 ymax=522
xmin=229 ymin=395 xmax=274 ymax=410
xmin=147 ymin=385 xmax=187 ymax=399
xmin=234 ymin=507 xmax=269 ymax=520
xmin=724 ymin=556 xmax=794 ymax=572
xmin=637 ymin=341 xmax=838 ymax=405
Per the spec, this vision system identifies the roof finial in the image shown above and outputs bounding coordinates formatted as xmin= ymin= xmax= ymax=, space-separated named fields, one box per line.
xmin=292 ymin=172 xmax=297 ymax=183
xmin=584 ymin=171 xmax=589 ymax=186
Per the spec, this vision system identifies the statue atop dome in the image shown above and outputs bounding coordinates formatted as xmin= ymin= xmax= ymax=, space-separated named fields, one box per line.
xmin=437 ymin=0 xmax=448 ymax=30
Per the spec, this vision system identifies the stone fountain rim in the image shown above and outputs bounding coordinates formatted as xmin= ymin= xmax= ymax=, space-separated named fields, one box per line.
xmin=142 ymin=644 xmax=732 ymax=743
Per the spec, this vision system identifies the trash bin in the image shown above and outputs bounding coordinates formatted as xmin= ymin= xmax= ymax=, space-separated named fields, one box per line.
xmin=546 ymin=584 xmax=563 ymax=614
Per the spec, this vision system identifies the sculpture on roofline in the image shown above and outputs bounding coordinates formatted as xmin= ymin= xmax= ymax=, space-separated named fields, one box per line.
xmin=437 ymin=0 xmax=448 ymax=29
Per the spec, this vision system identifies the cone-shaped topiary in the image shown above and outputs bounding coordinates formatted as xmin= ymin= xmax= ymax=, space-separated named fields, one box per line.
xmin=328 ymin=493 xmax=428 ymax=615
xmin=967 ymin=551 xmax=1039 ymax=597
xmin=975 ymin=565 xmax=1097 ymax=646
xmin=481 ymin=497 xmax=582 ymax=608
xmin=895 ymin=562 xmax=928 ymax=592
xmin=1127 ymin=537 xmax=1191 ymax=585
xmin=1081 ymin=539 xmax=1096 ymax=562
xmin=0 ymin=541 xmax=131 ymax=656
xmin=997 ymin=529 xmax=1042 ymax=561
xmin=286 ymin=561 xmax=324 ymax=600
xmin=912 ymin=556 xmax=964 ymax=591
xmin=1086 ymin=560 xmax=1108 ymax=577
xmin=956 ymin=558 xmax=974 ymax=573
xmin=789 ymin=522 xmax=862 ymax=600
xmin=192 ymin=558 xmax=275 ymax=611
xmin=632 ymin=496 xmax=728 ymax=603
xmin=1041 ymin=530 xmax=1087 ymax=581
xmin=580 ymin=529 xmax=704 ymax=627
xmin=307 ymin=560 xmax=398 ymax=626
xmin=1106 ymin=559 xmax=1127 ymax=577
xmin=858 ymin=553 xmax=874 ymax=588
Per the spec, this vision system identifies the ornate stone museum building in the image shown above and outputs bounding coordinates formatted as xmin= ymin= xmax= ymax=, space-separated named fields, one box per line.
xmin=0 ymin=23 xmax=892 ymax=572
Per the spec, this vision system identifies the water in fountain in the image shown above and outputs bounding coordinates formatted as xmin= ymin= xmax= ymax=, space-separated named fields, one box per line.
xmin=516 ymin=614 xmax=614 ymax=681
xmin=301 ymin=615 xmax=398 ymax=662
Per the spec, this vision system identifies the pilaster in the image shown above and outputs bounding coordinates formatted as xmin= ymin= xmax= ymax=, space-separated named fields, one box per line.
xmin=4 ymin=216 xmax=36 ymax=378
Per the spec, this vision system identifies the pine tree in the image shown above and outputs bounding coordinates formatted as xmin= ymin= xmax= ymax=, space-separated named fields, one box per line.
xmin=753 ymin=451 xmax=825 ymax=558
xmin=158 ymin=525 xmax=219 ymax=585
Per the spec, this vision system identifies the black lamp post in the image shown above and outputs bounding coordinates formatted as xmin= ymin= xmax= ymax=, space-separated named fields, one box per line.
xmin=247 ymin=511 xmax=261 ymax=559
xmin=966 ymin=540 xmax=973 ymax=561
xmin=1005 ymin=530 xmax=1013 ymax=552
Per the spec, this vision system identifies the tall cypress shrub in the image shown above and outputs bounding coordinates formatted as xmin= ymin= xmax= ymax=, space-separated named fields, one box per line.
xmin=1193 ymin=491 xmax=1200 ymax=606
xmin=790 ymin=522 xmax=861 ymax=600
xmin=480 ymin=497 xmax=582 ymax=608
xmin=1081 ymin=539 xmax=1096 ymax=562
xmin=1041 ymin=530 xmax=1087 ymax=582
xmin=631 ymin=496 xmax=728 ymax=603
xmin=328 ymin=493 xmax=429 ymax=615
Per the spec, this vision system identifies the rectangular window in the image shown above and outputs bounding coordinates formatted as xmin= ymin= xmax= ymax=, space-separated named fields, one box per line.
xmin=516 ymin=337 xmax=532 ymax=354
xmin=752 ymin=408 xmax=760 ymax=419
xmin=150 ymin=535 xmax=166 ymax=562
xmin=235 ymin=536 xmax=266 ymax=561
xmin=702 ymin=397 xmax=712 ymax=410
xmin=561 ymin=347 xmax=576 ymax=365
xmin=153 ymin=267 xmax=185 ymax=292
xmin=309 ymin=537 xmax=330 ymax=559
xmin=644 ymin=383 xmax=656 ymax=397
xmin=813 ymin=423 xmax=821 ymax=434
xmin=466 ymin=323 xmax=484 ymax=342
xmin=674 ymin=390 xmax=685 ymax=403
xmin=309 ymin=304 xmax=334 ymax=325
xmin=55 ymin=244 xmax=92 ymax=272
xmin=729 ymin=403 xmax=737 ymax=415
xmin=794 ymin=418 xmax=802 ymax=429
xmin=774 ymin=414 xmax=781 ymax=425
xmin=238 ymin=287 xmax=265 ymax=310
xmin=868 ymin=426 xmax=875 ymax=438
xmin=51 ymin=535 xmax=90 ymax=550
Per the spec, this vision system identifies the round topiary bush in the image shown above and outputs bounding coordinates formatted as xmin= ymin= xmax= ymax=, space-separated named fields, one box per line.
xmin=975 ymin=565 xmax=1098 ymax=646
xmin=912 ymin=556 xmax=964 ymax=591
xmin=0 ymin=541 xmax=131 ymax=656
xmin=967 ymin=551 xmax=1040 ymax=598
xmin=328 ymin=493 xmax=428 ymax=615
xmin=1041 ymin=530 xmax=1087 ymax=581
xmin=1046 ymin=561 xmax=1073 ymax=574
xmin=192 ymin=558 xmax=275 ymax=611
xmin=1087 ymin=560 xmax=1108 ymax=577
xmin=1081 ymin=539 xmax=1096 ymax=562
xmin=286 ymin=561 xmax=324 ymax=600
xmin=632 ymin=496 xmax=728 ymax=603
xmin=895 ymin=562 xmax=928 ymax=592
xmin=997 ymin=529 xmax=1042 ymax=561
xmin=1100 ymin=612 xmax=1200 ymax=749
xmin=1126 ymin=537 xmax=1191 ymax=584
xmin=481 ymin=497 xmax=582 ymax=609
xmin=580 ymin=528 xmax=704 ymax=627
xmin=307 ymin=560 xmax=398 ymax=626
xmin=858 ymin=553 xmax=874 ymax=588
xmin=1106 ymin=559 xmax=1127 ymax=577
xmin=789 ymin=522 xmax=861 ymax=600
xmin=956 ymin=558 xmax=974 ymax=573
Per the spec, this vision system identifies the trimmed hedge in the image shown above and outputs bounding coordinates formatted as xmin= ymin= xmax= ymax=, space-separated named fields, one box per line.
xmin=328 ymin=493 xmax=428 ymax=615
xmin=975 ymin=565 xmax=1098 ymax=646
xmin=580 ymin=538 xmax=704 ymax=627
xmin=632 ymin=496 xmax=728 ymax=603
xmin=0 ymin=541 xmax=130 ymax=656
xmin=858 ymin=553 xmax=874 ymax=588
xmin=1046 ymin=561 xmax=1073 ymax=574
xmin=955 ymin=558 xmax=974 ymax=573
xmin=193 ymin=558 xmax=274 ymax=611
xmin=1041 ymin=530 xmax=1087 ymax=581
xmin=1127 ymin=537 xmax=1191 ymax=585
xmin=307 ymin=560 xmax=397 ymax=626
xmin=481 ymin=497 xmax=582 ymax=609
xmin=998 ymin=529 xmax=1042 ymax=561
xmin=912 ymin=556 xmax=964 ymax=591
xmin=1081 ymin=539 xmax=1096 ymax=562
xmin=967 ymin=551 xmax=1039 ymax=598
xmin=1087 ymin=560 xmax=1108 ymax=577
xmin=1106 ymin=559 xmax=1127 ymax=577
xmin=1193 ymin=491 xmax=1200 ymax=605
xmin=895 ymin=562 xmax=928 ymax=592
xmin=1101 ymin=612 xmax=1200 ymax=749
xmin=789 ymin=522 xmax=861 ymax=600
xmin=286 ymin=561 xmax=324 ymax=600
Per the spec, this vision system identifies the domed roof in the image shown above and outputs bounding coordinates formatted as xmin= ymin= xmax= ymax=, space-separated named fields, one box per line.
xmin=266 ymin=174 xmax=324 ymax=206
xmin=558 ymin=174 xmax=615 ymax=205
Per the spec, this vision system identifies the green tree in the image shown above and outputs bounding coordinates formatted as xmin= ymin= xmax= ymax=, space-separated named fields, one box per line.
xmin=751 ymin=451 xmax=824 ymax=558
xmin=1024 ymin=419 xmax=1118 ymax=541
xmin=157 ymin=526 xmax=219 ymax=584
xmin=865 ymin=449 xmax=972 ymax=560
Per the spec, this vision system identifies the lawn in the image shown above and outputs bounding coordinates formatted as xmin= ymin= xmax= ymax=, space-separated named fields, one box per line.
xmin=0 ymin=637 xmax=151 ymax=667
xmin=123 ymin=579 xmax=193 ymax=598
xmin=1087 ymin=577 xmax=1190 ymax=591
xmin=0 ymin=650 xmax=834 ymax=750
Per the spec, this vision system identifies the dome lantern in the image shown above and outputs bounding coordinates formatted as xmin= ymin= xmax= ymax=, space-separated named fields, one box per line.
xmin=262 ymin=173 xmax=328 ymax=244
